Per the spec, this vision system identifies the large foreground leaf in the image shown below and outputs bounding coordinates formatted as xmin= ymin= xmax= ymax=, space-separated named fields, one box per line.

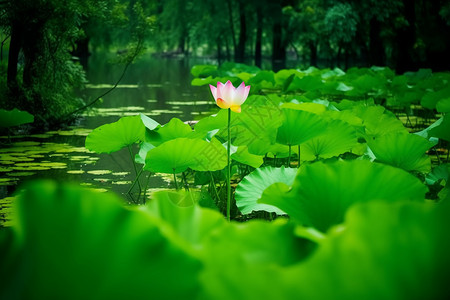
xmin=235 ymin=166 xmax=297 ymax=215
xmin=0 ymin=181 xmax=201 ymax=300
xmin=260 ymin=160 xmax=427 ymax=232
xmin=85 ymin=115 xmax=145 ymax=153
xmin=284 ymin=201 xmax=450 ymax=299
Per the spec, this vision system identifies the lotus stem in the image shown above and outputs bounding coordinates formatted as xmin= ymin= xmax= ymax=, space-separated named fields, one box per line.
xmin=142 ymin=172 xmax=152 ymax=204
xmin=298 ymin=145 xmax=301 ymax=168
xmin=127 ymin=167 xmax=143 ymax=195
xmin=182 ymin=171 xmax=189 ymax=191
xmin=209 ymin=171 xmax=220 ymax=205
xmin=128 ymin=145 xmax=142 ymax=192
xmin=288 ymin=144 xmax=291 ymax=167
xmin=226 ymin=108 xmax=232 ymax=221
xmin=173 ymin=168 xmax=179 ymax=190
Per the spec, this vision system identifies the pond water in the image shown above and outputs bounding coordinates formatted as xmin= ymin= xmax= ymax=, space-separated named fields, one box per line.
xmin=0 ymin=54 xmax=218 ymax=224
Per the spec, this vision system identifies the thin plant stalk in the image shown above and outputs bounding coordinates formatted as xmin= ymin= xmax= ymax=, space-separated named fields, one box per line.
xmin=209 ymin=171 xmax=220 ymax=205
xmin=127 ymin=167 xmax=143 ymax=195
xmin=173 ymin=168 xmax=179 ymax=190
xmin=288 ymin=144 xmax=291 ymax=167
xmin=142 ymin=172 xmax=152 ymax=205
xmin=298 ymin=145 xmax=301 ymax=168
xmin=182 ymin=171 xmax=190 ymax=191
xmin=128 ymin=145 xmax=142 ymax=191
xmin=226 ymin=108 xmax=231 ymax=221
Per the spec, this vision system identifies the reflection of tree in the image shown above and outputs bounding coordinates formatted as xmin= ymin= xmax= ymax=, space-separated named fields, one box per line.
xmin=0 ymin=0 xmax=153 ymax=127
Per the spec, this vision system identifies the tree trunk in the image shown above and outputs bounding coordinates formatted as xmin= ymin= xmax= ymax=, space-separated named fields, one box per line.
xmin=7 ymin=22 xmax=22 ymax=90
xmin=226 ymin=0 xmax=237 ymax=53
xmin=235 ymin=0 xmax=246 ymax=62
xmin=217 ymin=38 xmax=222 ymax=64
xmin=309 ymin=40 xmax=317 ymax=67
xmin=396 ymin=0 xmax=416 ymax=73
xmin=369 ymin=18 xmax=385 ymax=66
xmin=271 ymin=2 xmax=286 ymax=71
xmin=254 ymin=5 xmax=262 ymax=67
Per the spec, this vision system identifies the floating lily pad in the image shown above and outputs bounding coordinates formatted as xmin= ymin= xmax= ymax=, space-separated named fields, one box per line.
xmin=112 ymin=181 xmax=132 ymax=185
xmin=0 ymin=108 xmax=34 ymax=128
xmin=87 ymin=170 xmax=112 ymax=175
xmin=7 ymin=172 xmax=36 ymax=177
xmin=67 ymin=170 xmax=85 ymax=175
xmin=0 ymin=177 xmax=19 ymax=185
xmin=112 ymin=172 xmax=130 ymax=176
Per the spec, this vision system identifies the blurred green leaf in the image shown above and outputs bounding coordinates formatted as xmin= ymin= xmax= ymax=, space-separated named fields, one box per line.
xmin=0 ymin=181 xmax=201 ymax=299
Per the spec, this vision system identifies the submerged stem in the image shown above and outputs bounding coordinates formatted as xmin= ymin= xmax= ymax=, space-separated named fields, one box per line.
xmin=227 ymin=108 xmax=231 ymax=221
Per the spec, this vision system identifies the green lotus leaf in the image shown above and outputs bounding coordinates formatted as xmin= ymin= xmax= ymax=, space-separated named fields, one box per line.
xmin=196 ymin=103 xmax=284 ymax=155
xmin=0 ymin=180 xmax=201 ymax=299
xmin=140 ymin=113 xmax=160 ymax=130
xmin=231 ymin=146 xmax=264 ymax=168
xmin=421 ymin=86 xmax=450 ymax=110
xmin=190 ymin=64 xmax=218 ymax=78
xmin=287 ymin=75 xmax=323 ymax=92
xmin=146 ymin=117 xmax=193 ymax=146
xmin=429 ymin=115 xmax=450 ymax=142
xmin=350 ymin=105 xmax=407 ymax=139
xmin=260 ymin=160 xmax=427 ymax=232
xmin=85 ymin=115 xmax=145 ymax=154
xmin=235 ymin=166 xmax=297 ymax=215
xmin=135 ymin=141 xmax=155 ymax=164
xmin=193 ymin=109 xmax=228 ymax=135
xmin=276 ymin=108 xmax=327 ymax=146
xmin=145 ymin=137 xmax=226 ymax=173
xmin=198 ymin=218 xmax=315 ymax=300
xmin=280 ymin=102 xmax=327 ymax=114
xmin=368 ymin=132 xmax=433 ymax=173
xmin=279 ymin=201 xmax=450 ymax=299
xmin=302 ymin=119 xmax=358 ymax=160
xmin=0 ymin=108 xmax=34 ymax=128
xmin=425 ymin=164 xmax=449 ymax=186
xmin=436 ymin=97 xmax=450 ymax=113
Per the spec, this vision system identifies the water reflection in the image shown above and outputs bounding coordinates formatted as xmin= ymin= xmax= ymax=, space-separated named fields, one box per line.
xmin=0 ymin=55 xmax=218 ymax=222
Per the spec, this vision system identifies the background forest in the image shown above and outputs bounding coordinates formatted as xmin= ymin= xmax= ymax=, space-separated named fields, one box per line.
xmin=0 ymin=0 xmax=449 ymax=126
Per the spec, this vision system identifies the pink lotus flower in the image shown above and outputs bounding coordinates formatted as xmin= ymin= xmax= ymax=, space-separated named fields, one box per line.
xmin=209 ymin=81 xmax=250 ymax=113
